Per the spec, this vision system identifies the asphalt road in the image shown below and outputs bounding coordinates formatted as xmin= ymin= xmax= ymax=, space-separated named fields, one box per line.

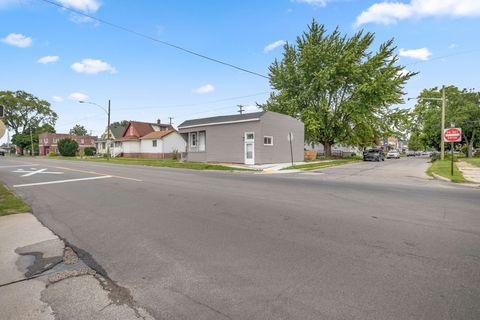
xmin=1 ymin=157 xmax=479 ymax=320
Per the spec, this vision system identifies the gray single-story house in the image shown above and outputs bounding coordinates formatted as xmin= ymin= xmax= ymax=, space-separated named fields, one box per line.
xmin=177 ymin=111 xmax=304 ymax=164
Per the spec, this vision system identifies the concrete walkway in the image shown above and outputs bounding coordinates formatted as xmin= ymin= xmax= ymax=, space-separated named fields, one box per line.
xmin=0 ymin=213 xmax=153 ymax=320
xmin=457 ymin=161 xmax=480 ymax=183
xmin=220 ymin=160 xmax=334 ymax=173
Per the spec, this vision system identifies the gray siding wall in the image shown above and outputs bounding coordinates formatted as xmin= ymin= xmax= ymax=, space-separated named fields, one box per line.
xmin=179 ymin=111 xmax=304 ymax=164
xmin=257 ymin=112 xmax=304 ymax=163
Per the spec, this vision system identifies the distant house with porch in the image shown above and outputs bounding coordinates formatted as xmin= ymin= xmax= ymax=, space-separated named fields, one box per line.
xmin=38 ymin=133 xmax=97 ymax=156
xmin=96 ymin=123 xmax=128 ymax=156
xmin=178 ymin=111 xmax=304 ymax=164
xmin=116 ymin=120 xmax=186 ymax=158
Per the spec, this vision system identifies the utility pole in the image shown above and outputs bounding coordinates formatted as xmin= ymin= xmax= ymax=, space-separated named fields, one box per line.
xmin=29 ymin=126 xmax=34 ymax=156
xmin=168 ymin=117 xmax=174 ymax=125
xmin=440 ymin=85 xmax=446 ymax=160
xmin=107 ymin=100 xmax=111 ymax=160
xmin=7 ymin=129 xmax=10 ymax=156
xmin=237 ymin=105 xmax=244 ymax=115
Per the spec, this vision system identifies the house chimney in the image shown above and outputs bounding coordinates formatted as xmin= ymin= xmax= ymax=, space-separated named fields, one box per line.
xmin=157 ymin=119 xmax=161 ymax=125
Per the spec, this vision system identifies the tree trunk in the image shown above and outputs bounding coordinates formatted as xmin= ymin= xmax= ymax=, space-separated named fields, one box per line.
xmin=323 ymin=141 xmax=333 ymax=158
xmin=468 ymin=130 xmax=476 ymax=158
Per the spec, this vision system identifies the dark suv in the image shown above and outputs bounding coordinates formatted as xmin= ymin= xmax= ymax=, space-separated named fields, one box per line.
xmin=363 ymin=149 xmax=385 ymax=162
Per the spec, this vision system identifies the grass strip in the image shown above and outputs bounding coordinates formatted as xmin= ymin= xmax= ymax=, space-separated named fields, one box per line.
xmin=49 ymin=156 xmax=250 ymax=171
xmin=283 ymin=158 xmax=360 ymax=171
xmin=427 ymin=160 xmax=467 ymax=183
xmin=0 ymin=183 xmax=31 ymax=216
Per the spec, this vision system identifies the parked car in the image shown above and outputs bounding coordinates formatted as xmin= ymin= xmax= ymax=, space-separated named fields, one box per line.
xmin=414 ymin=151 xmax=421 ymax=156
xmin=0 ymin=150 xmax=5 ymax=156
xmin=386 ymin=150 xmax=400 ymax=159
xmin=363 ymin=149 xmax=385 ymax=162
xmin=406 ymin=150 xmax=416 ymax=157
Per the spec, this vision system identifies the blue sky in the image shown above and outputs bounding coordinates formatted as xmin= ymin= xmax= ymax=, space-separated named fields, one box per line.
xmin=1 ymin=0 xmax=479 ymax=141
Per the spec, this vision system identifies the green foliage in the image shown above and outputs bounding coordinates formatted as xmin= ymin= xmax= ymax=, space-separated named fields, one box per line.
xmin=411 ymin=86 xmax=480 ymax=157
xmin=69 ymin=124 xmax=88 ymax=136
xmin=407 ymin=130 xmax=423 ymax=151
xmin=11 ymin=123 xmax=56 ymax=154
xmin=427 ymin=160 xmax=467 ymax=183
xmin=48 ymin=150 xmax=57 ymax=157
xmin=0 ymin=184 xmax=31 ymax=216
xmin=262 ymin=20 xmax=415 ymax=156
xmin=57 ymin=138 xmax=79 ymax=157
xmin=83 ymin=146 xmax=96 ymax=156
xmin=111 ymin=120 xmax=129 ymax=127
xmin=0 ymin=91 xmax=57 ymax=135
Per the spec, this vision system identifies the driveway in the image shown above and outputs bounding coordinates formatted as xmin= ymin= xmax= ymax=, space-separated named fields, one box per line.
xmin=0 ymin=156 xmax=479 ymax=320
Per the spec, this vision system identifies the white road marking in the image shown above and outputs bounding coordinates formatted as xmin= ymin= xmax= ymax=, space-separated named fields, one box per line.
xmin=12 ymin=168 xmax=64 ymax=177
xmin=13 ymin=175 xmax=112 ymax=188
xmin=0 ymin=164 xmax=39 ymax=168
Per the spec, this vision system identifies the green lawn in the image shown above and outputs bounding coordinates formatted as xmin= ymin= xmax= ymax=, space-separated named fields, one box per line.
xmin=50 ymin=156 xmax=250 ymax=171
xmin=0 ymin=184 xmax=31 ymax=216
xmin=463 ymin=158 xmax=480 ymax=168
xmin=283 ymin=158 xmax=360 ymax=171
xmin=427 ymin=160 xmax=467 ymax=183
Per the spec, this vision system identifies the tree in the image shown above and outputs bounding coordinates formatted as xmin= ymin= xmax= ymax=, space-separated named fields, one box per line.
xmin=407 ymin=130 xmax=423 ymax=151
xmin=412 ymin=86 xmax=480 ymax=157
xmin=0 ymin=90 xmax=57 ymax=154
xmin=11 ymin=123 xmax=56 ymax=155
xmin=69 ymin=124 xmax=88 ymax=136
xmin=262 ymin=20 xmax=415 ymax=156
xmin=111 ymin=120 xmax=129 ymax=128
xmin=57 ymin=138 xmax=78 ymax=157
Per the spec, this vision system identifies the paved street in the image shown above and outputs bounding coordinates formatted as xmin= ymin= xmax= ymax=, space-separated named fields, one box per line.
xmin=1 ymin=157 xmax=479 ymax=320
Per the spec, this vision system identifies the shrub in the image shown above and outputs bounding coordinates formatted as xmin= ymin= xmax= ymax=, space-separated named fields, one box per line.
xmin=57 ymin=138 xmax=79 ymax=157
xmin=47 ymin=150 xmax=57 ymax=157
xmin=84 ymin=147 xmax=96 ymax=156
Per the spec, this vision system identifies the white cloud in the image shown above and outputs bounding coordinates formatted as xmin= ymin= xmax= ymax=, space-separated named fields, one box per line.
xmin=57 ymin=0 xmax=101 ymax=13
xmin=448 ymin=43 xmax=457 ymax=49
xmin=243 ymin=104 xmax=260 ymax=112
xmin=292 ymin=0 xmax=328 ymax=7
xmin=38 ymin=55 xmax=59 ymax=64
xmin=264 ymin=40 xmax=286 ymax=53
xmin=355 ymin=0 xmax=480 ymax=26
xmin=68 ymin=92 xmax=88 ymax=101
xmin=1 ymin=33 xmax=32 ymax=48
xmin=52 ymin=96 xmax=64 ymax=102
xmin=399 ymin=48 xmax=432 ymax=61
xmin=193 ymin=84 xmax=215 ymax=94
xmin=71 ymin=59 xmax=117 ymax=74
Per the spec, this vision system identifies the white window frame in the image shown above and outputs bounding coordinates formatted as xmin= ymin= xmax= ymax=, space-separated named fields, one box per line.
xmin=129 ymin=126 xmax=134 ymax=136
xmin=245 ymin=132 xmax=255 ymax=142
xmin=264 ymin=136 xmax=273 ymax=146
xmin=152 ymin=140 xmax=157 ymax=147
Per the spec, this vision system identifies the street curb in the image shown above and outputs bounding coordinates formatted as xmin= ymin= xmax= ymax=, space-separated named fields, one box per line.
xmin=431 ymin=173 xmax=480 ymax=188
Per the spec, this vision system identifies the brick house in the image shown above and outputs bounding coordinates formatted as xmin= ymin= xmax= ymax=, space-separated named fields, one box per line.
xmin=38 ymin=133 xmax=97 ymax=156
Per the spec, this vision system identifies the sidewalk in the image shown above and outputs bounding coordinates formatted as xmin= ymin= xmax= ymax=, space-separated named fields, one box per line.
xmin=219 ymin=160 xmax=333 ymax=173
xmin=457 ymin=161 xmax=480 ymax=183
xmin=0 ymin=213 xmax=153 ymax=320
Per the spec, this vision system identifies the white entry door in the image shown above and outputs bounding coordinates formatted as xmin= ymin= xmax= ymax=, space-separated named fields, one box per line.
xmin=244 ymin=132 xmax=255 ymax=164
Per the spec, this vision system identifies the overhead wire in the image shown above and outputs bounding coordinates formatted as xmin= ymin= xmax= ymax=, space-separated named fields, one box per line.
xmin=37 ymin=0 xmax=269 ymax=79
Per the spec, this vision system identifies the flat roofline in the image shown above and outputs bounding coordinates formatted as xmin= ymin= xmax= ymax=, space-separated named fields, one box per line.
xmin=178 ymin=118 xmax=260 ymax=130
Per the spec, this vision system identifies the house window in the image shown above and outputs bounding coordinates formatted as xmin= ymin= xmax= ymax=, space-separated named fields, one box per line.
xmin=44 ymin=138 xmax=48 ymax=143
xmin=102 ymin=142 xmax=106 ymax=149
xmin=80 ymin=139 xmax=84 ymax=144
xmin=129 ymin=127 xmax=134 ymax=136
xmin=264 ymin=136 xmax=273 ymax=146
xmin=245 ymin=132 xmax=254 ymax=141
xmin=152 ymin=140 xmax=157 ymax=147
xmin=53 ymin=138 xmax=58 ymax=143
xmin=198 ymin=131 xmax=206 ymax=151
xmin=191 ymin=132 xmax=197 ymax=147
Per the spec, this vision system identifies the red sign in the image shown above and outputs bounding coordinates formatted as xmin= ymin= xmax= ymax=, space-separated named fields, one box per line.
xmin=444 ymin=127 xmax=462 ymax=142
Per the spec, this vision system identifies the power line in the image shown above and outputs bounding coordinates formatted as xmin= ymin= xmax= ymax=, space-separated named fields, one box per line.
xmin=38 ymin=0 xmax=269 ymax=79
xmin=114 ymin=92 xmax=269 ymax=111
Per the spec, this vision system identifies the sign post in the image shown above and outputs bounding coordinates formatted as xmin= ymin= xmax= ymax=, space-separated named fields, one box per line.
xmin=287 ymin=132 xmax=294 ymax=166
xmin=443 ymin=128 xmax=462 ymax=176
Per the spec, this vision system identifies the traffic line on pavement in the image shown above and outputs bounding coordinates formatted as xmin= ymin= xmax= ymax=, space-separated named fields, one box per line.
xmin=13 ymin=175 xmax=113 ymax=188
xmin=0 ymin=164 xmax=39 ymax=168
xmin=53 ymin=166 xmax=142 ymax=182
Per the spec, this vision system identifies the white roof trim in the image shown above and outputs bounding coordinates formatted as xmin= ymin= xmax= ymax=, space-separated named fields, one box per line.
xmin=179 ymin=118 xmax=260 ymax=129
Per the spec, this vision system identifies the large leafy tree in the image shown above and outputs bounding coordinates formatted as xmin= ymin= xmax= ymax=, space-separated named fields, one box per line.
xmin=0 ymin=91 xmax=58 ymax=135
xmin=412 ymin=86 xmax=480 ymax=157
xmin=263 ymin=21 xmax=414 ymax=156
xmin=11 ymin=123 xmax=56 ymax=155
xmin=69 ymin=124 xmax=88 ymax=136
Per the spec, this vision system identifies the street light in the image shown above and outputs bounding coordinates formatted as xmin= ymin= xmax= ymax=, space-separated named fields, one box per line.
xmin=408 ymin=85 xmax=447 ymax=160
xmin=79 ymin=100 xmax=111 ymax=160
